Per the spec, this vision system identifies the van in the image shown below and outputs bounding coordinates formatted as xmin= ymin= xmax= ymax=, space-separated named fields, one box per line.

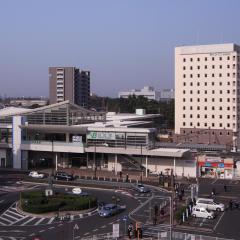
xmin=192 ymin=206 xmax=215 ymax=219
xmin=196 ymin=198 xmax=225 ymax=212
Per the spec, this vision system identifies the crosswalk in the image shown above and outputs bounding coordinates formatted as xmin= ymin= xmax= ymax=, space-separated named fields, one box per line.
xmin=0 ymin=237 xmax=25 ymax=240
xmin=0 ymin=203 xmax=98 ymax=227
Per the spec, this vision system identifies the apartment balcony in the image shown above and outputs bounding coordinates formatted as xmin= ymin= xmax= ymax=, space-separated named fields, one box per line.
xmin=21 ymin=140 xmax=85 ymax=153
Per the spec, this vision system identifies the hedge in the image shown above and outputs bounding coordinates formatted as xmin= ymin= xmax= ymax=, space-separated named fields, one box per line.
xmin=20 ymin=190 xmax=97 ymax=214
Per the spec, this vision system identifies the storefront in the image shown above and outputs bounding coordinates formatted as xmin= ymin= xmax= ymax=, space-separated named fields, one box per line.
xmin=198 ymin=156 xmax=234 ymax=179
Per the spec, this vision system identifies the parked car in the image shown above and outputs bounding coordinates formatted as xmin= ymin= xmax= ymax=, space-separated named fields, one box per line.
xmin=98 ymin=203 xmax=125 ymax=217
xmin=54 ymin=172 xmax=74 ymax=181
xmin=192 ymin=206 xmax=215 ymax=219
xmin=133 ymin=184 xmax=150 ymax=193
xmin=29 ymin=171 xmax=44 ymax=179
xmin=196 ymin=198 xmax=225 ymax=212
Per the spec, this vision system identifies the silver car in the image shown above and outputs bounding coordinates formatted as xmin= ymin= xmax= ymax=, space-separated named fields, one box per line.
xmin=133 ymin=184 xmax=150 ymax=193
xmin=98 ymin=204 xmax=123 ymax=217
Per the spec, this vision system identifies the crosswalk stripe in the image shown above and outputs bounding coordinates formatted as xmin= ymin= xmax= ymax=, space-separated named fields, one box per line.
xmin=21 ymin=217 xmax=36 ymax=226
xmin=47 ymin=217 xmax=54 ymax=224
xmin=6 ymin=210 xmax=25 ymax=218
xmin=4 ymin=213 xmax=19 ymax=221
xmin=10 ymin=215 xmax=29 ymax=225
xmin=34 ymin=218 xmax=46 ymax=225
xmin=0 ymin=216 xmax=12 ymax=224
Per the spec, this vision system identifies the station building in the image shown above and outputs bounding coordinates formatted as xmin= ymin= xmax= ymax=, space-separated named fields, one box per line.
xmin=0 ymin=101 xmax=197 ymax=177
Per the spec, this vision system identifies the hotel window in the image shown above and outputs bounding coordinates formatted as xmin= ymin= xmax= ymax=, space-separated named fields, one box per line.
xmin=205 ymin=90 xmax=207 ymax=94
xmin=219 ymin=106 xmax=222 ymax=110
xmin=220 ymin=90 xmax=222 ymax=94
xmin=227 ymin=98 xmax=230 ymax=102
xmin=205 ymin=74 xmax=207 ymax=77
xmin=183 ymin=58 xmax=186 ymax=62
xmin=212 ymin=115 xmax=215 ymax=118
xmin=205 ymin=57 xmax=208 ymax=61
xmin=197 ymin=122 xmax=200 ymax=126
xmin=183 ymin=122 xmax=186 ymax=126
xmin=190 ymin=82 xmax=193 ymax=86
xmin=212 ymin=123 xmax=215 ymax=127
xmin=197 ymin=90 xmax=200 ymax=94
xmin=227 ymin=81 xmax=230 ymax=85
xmin=219 ymin=57 xmax=222 ymax=60
xmin=183 ymin=82 xmax=186 ymax=86
xmin=183 ymin=114 xmax=186 ymax=118
xmin=227 ymin=56 xmax=230 ymax=60
xmin=183 ymin=90 xmax=186 ymax=94
xmin=190 ymin=106 xmax=193 ymax=110
xmin=204 ymin=98 xmax=207 ymax=102
xmin=190 ymin=90 xmax=193 ymax=94
xmin=205 ymin=65 xmax=207 ymax=69
xmin=183 ymin=66 xmax=186 ymax=70
xmin=227 ymin=124 xmax=230 ymax=127
xmin=233 ymin=123 xmax=236 ymax=128
xmin=227 ymin=65 xmax=230 ymax=69
xmin=219 ymin=115 xmax=222 ymax=119
xmin=233 ymin=56 xmax=236 ymax=61
xmin=219 ymin=131 xmax=222 ymax=135
xmin=190 ymin=74 xmax=193 ymax=78
xmin=219 ymin=82 xmax=222 ymax=86
xmin=219 ymin=73 xmax=222 ymax=77
xmin=190 ymin=98 xmax=193 ymax=102
xmin=197 ymin=66 xmax=200 ymax=69
xmin=190 ymin=66 xmax=193 ymax=70
xmin=212 ymin=82 xmax=214 ymax=86
xmin=190 ymin=114 xmax=193 ymax=118
xmin=227 ymin=73 xmax=230 ymax=77
xmin=197 ymin=82 xmax=200 ymax=86
xmin=212 ymin=65 xmax=215 ymax=69
xmin=212 ymin=57 xmax=215 ymax=61
xmin=212 ymin=98 xmax=215 ymax=102
xmin=183 ymin=106 xmax=186 ymax=110
xmin=190 ymin=58 xmax=193 ymax=62
xmin=227 ymin=106 xmax=230 ymax=110
xmin=204 ymin=123 xmax=207 ymax=127
xmin=233 ymin=64 xmax=236 ymax=69
xmin=197 ymin=98 xmax=200 ymax=102
xmin=227 ymin=115 xmax=230 ymax=119
xmin=183 ymin=98 xmax=186 ymax=102
xmin=197 ymin=74 xmax=200 ymax=78
xmin=197 ymin=114 xmax=200 ymax=118
xmin=227 ymin=90 xmax=230 ymax=94
xmin=204 ymin=82 xmax=207 ymax=86
xmin=197 ymin=57 xmax=200 ymax=61
xmin=219 ymin=65 xmax=222 ymax=69
xmin=233 ymin=73 xmax=236 ymax=77
xmin=197 ymin=106 xmax=200 ymax=110
xmin=204 ymin=115 xmax=207 ymax=119
xmin=212 ymin=73 xmax=215 ymax=77
xmin=220 ymin=98 xmax=222 ymax=102
xmin=212 ymin=106 xmax=215 ymax=110
xmin=204 ymin=106 xmax=207 ymax=110
xmin=219 ymin=123 xmax=222 ymax=127
xmin=183 ymin=74 xmax=186 ymax=78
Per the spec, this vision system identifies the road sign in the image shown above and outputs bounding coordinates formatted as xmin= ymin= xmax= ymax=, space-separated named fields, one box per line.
xmin=122 ymin=215 xmax=128 ymax=221
xmin=73 ymin=224 xmax=79 ymax=230
xmin=112 ymin=223 xmax=119 ymax=238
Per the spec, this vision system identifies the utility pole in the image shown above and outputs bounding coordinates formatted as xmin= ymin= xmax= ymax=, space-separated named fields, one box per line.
xmin=94 ymin=142 xmax=97 ymax=179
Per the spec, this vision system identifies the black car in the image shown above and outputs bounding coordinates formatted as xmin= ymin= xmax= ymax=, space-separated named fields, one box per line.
xmin=54 ymin=172 xmax=74 ymax=181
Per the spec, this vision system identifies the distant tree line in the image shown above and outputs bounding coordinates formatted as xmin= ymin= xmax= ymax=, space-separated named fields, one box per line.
xmin=90 ymin=95 xmax=174 ymax=129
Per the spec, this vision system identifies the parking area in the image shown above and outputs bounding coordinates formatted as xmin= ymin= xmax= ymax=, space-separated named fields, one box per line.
xmin=185 ymin=211 xmax=224 ymax=230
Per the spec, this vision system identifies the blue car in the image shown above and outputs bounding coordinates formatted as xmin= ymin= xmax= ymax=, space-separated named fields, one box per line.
xmin=98 ymin=203 xmax=124 ymax=217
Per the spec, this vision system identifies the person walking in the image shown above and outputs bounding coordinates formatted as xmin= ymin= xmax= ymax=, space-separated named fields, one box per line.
xmin=224 ymin=184 xmax=227 ymax=192
xmin=229 ymin=199 xmax=233 ymax=210
xmin=211 ymin=187 xmax=216 ymax=197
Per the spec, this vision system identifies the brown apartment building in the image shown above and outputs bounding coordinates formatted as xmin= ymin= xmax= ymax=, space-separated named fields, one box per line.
xmin=49 ymin=67 xmax=90 ymax=108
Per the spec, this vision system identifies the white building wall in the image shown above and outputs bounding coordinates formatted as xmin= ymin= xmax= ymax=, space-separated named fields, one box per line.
xmin=12 ymin=116 xmax=22 ymax=169
xmin=175 ymin=43 xmax=240 ymax=136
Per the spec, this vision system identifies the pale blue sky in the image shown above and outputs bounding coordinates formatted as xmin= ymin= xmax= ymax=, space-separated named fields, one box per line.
xmin=0 ymin=0 xmax=240 ymax=97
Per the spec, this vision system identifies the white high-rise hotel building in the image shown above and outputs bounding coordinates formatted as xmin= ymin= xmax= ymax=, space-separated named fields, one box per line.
xmin=175 ymin=43 xmax=240 ymax=147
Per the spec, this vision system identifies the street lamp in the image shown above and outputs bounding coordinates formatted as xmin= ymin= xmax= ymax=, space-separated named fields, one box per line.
xmin=94 ymin=142 xmax=97 ymax=179
xmin=140 ymin=144 xmax=143 ymax=183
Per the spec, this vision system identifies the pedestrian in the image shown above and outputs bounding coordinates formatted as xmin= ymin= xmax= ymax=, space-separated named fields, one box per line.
xmin=119 ymin=171 xmax=122 ymax=179
xmin=211 ymin=187 xmax=216 ymax=197
xmin=229 ymin=199 xmax=233 ymax=210
xmin=181 ymin=188 xmax=185 ymax=196
xmin=224 ymin=184 xmax=227 ymax=192
xmin=126 ymin=173 xmax=129 ymax=182
xmin=128 ymin=223 xmax=133 ymax=239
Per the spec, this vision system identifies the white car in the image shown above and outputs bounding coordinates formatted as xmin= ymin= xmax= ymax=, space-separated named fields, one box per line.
xmin=192 ymin=206 xmax=215 ymax=219
xmin=196 ymin=198 xmax=225 ymax=212
xmin=72 ymin=187 xmax=82 ymax=195
xmin=29 ymin=171 xmax=44 ymax=179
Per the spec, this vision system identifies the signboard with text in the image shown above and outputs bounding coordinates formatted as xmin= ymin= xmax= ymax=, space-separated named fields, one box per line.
xmin=87 ymin=131 xmax=116 ymax=140
xmin=112 ymin=223 xmax=119 ymax=238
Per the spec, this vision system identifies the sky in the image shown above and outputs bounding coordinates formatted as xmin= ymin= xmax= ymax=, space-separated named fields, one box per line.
xmin=0 ymin=0 xmax=240 ymax=98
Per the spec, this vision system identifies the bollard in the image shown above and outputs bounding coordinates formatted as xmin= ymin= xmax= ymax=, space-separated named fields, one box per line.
xmin=104 ymin=177 xmax=105 ymax=181
xmin=186 ymin=208 xmax=188 ymax=219
xmin=182 ymin=213 xmax=185 ymax=222
xmin=98 ymin=176 xmax=99 ymax=181
xmin=189 ymin=205 xmax=192 ymax=213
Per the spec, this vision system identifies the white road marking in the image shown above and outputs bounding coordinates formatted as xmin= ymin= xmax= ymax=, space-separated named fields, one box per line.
xmin=214 ymin=212 xmax=225 ymax=231
xmin=93 ymin=229 xmax=98 ymax=232
xmin=10 ymin=215 xmax=28 ymax=225
xmin=100 ymin=225 xmax=106 ymax=228
xmin=47 ymin=217 xmax=54 ymax=224
xmin=0 ymin=216 xmax=12 ymax=224
xmin=0 ymin=200 xmax=4 ymax=204
xmin=79 ymin=214 xmax=83 ymax=218
xmin=39 ymin=229 xmax=45 ymax=233
xmin=4 ymin=212 xmax=19 ymax=221
xmin=7 ymin=210 xmax=25 ymax=218
xmin=34 ymin=218 xmax=46 ymax=225
xmin=21 ymin=217 xmax=36 ymax=226
xmin=211 ymin=179 xmax=218 ymax=184
xmin=48 ymin=226 xmax=55 ymax=230
xmin=84 ymin=232 xmax=90 ymax=236
xmin=29 ymin=233 xmax=35 ymax=237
